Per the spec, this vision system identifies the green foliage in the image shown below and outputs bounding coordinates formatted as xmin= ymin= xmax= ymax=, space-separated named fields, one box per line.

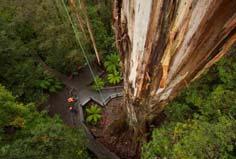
xmin=92 ymin=76 xmax=105 ymax=91
xmin=0 ymin=0 xmax=118 ymax=102
xmin=216 ymin=57 xmax=236 ymax=89
xmin=0 ymin=2 xmax=45 ymax=103
xmin=36 ymin=74 xmax=64 ymax=93
xmin=0 ymin=84 xmax=88 ymax=159
xmin=30 ymin=0 xmax=89 ymax=74
xmin=104 ymin=53 xmax=122 ymax=85
xmin=142 ymin=56 xmax=236 ymax=159
xmin=87 ymin=0 xmax=116 ymax=56
xmin=104 ymin=53 xmax=121 ymax=73
xmin=142 ymin=116 xmax=236 ymax=159
xmin=0 ymin=85 xmax=29 ymax=128
xmin=0 ymin=0 xmax=117 ymax=103
xmin=107 ymin=71 xmax=122 ymax=85
xmin=86 ymin=104 xmax=102 ymax=125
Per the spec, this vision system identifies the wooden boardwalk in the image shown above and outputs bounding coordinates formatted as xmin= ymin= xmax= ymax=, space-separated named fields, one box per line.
xmin=39 ymin=60 xmax=122 ymax=159
xmin=40 ymin=59 xmax=123 ymax=106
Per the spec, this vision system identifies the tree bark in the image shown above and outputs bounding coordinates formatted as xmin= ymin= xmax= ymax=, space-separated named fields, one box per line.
xmin=113 ymin=0 xmax=236 ymax=133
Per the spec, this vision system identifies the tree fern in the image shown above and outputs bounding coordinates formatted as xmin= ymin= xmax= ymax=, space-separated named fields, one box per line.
xmin=86 ymin=105 xmax=102 ymax=125
xmin=104 ymin=53 xmax=120 ymax=73
xmin=107 ymin=71 xmax=122 ymax=85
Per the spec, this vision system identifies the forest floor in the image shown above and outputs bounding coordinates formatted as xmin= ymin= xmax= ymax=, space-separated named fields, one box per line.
xmin=87 ymin=98 xmax=137 ymax=159
xmin=86 ymin=98 xmax=167 ymax=159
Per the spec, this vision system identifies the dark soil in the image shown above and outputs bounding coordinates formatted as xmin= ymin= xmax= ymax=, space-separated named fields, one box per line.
xmin=86 ymin=98 xmax=167 ymax=159
xmin=87 ymin=97 xmax=138 ymax=159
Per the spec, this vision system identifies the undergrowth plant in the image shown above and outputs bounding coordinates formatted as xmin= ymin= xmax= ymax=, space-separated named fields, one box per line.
xmin=36 ymin=74 xmax=63 ymax=93
xmin=104 ymin=53 xmax=120 ymax=73
xmin=104 ymin=53 xmax=122 ymax=85
xmin=86 ymin=104 xmax=102 ymax=125
xmin=107 ymin=71 xmax=122 ymax=85
xmin=92 ymin=76 xmax=105 ymax=91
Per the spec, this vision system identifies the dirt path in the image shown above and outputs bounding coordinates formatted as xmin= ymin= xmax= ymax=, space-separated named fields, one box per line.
xmin=46 ymin=87 xmax=78 ymax=127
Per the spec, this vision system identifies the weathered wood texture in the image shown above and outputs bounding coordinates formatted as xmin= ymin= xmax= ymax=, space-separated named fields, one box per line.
xmin=113 ymin=0 xmax=236 ymax=124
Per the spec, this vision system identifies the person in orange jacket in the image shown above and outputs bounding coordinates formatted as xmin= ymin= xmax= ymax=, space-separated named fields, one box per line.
xmin=67 ymin=97 xmax=77 ymax=103
xmin=67 ymin=97 xmax=77 ymax=113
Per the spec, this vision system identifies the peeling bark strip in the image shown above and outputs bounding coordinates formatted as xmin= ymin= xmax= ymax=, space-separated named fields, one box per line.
xmin=113 ymin=0 xmax=236 ymax=126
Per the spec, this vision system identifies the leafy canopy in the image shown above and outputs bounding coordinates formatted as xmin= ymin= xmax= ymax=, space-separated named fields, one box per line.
xmin=142 ymin=55 xmax=236 ymax=159
xmin=0 ymin=84 xmax=89 ymax=159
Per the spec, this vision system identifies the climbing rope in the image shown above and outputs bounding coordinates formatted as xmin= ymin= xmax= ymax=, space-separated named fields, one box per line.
xmin=59 ymin=0 xmax=105 ymax=103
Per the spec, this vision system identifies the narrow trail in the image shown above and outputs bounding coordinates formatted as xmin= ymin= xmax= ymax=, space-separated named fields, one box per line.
xmin=39 ymin=59 xmax=121 ymax=159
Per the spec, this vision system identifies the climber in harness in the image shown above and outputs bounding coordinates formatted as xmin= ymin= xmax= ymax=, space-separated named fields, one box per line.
xmin=67 ymin=97 xmax=78 ymax=114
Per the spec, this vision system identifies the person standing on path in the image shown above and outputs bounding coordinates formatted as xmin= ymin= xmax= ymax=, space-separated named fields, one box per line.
xmin=67 ymin=97 xmax=78 ymax=114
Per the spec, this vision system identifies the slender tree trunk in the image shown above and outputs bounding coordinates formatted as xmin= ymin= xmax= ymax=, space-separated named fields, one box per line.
xmin=79 ymin=0 xmax=101 ymax=65
xmin=113 ymin=0 xmax=236 ymax=134
xmin=69 ymin=0 xmax=101 ymax=65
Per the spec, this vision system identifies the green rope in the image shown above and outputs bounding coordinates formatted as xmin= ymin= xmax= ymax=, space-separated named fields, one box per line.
xmin=60 ymin=0 xmax=105 ymax=103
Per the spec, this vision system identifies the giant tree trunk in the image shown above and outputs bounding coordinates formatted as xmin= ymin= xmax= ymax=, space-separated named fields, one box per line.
xmin=113 ymin=0 xmax=236 ymax=134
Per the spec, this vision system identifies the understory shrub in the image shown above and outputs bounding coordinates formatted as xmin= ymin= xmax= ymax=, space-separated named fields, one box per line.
xmin=36 ymin=74 xmax=64 ymax=93
xmin=104 ymin=53 xmax=120 ymax=73
xmin=104 ymin=53 xmax=122 ymax=85
xmin=0 ymin=84 xmax=89 ymax=159
xmin=107 ymin=71 xmax=122 ymax=85
xmin=86 ymin=104 xmax=102 ymax=125
xmin=92 ymin=76 xmax=105 ymax=91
